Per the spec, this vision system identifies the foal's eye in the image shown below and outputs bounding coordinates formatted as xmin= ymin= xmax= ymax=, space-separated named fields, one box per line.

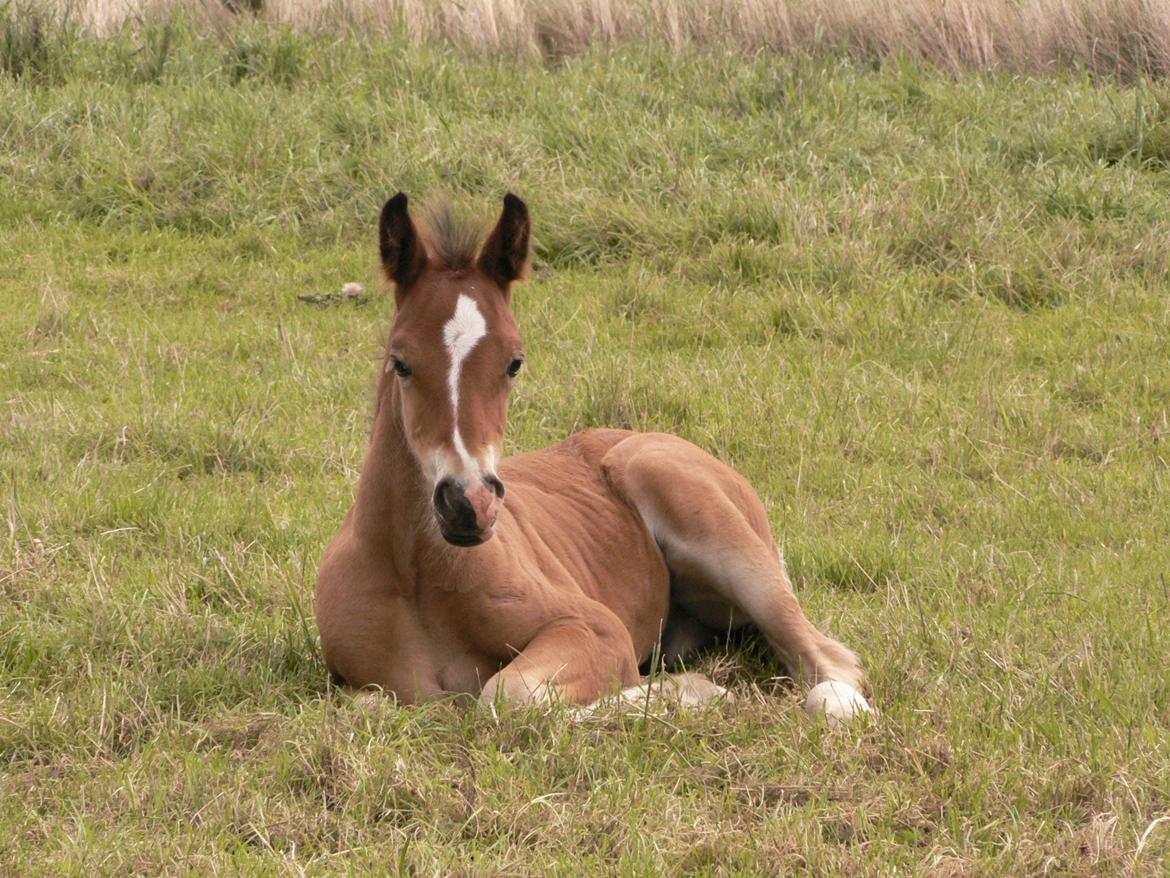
xmin=506 ymin=358 xmax=524 ymax=378
xmin=391 ymin=357 xmax=412 ymax=379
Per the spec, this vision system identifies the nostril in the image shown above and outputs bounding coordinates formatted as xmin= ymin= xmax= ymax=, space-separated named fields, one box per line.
xmin=483 ymin=474 xmax=506 ymax=499
xmin=433 ymin=476 xmax=459 ymax=513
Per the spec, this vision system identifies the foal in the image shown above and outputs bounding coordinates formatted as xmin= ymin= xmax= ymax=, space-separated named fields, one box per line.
xmin=315 ymin=193 xmax=871 ymax=722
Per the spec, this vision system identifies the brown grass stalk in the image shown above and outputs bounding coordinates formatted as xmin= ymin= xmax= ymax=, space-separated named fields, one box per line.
xmin=25 ymin=0 xmax=1170 ymax=78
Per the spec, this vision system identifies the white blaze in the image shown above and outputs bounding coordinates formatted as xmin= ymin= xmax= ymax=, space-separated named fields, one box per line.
xmin=443 ymin=295 xmax=487 ymax=470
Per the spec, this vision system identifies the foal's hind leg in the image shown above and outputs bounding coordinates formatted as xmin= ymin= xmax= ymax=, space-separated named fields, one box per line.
xmin=603 ymin=434 xmax=868 ymax=698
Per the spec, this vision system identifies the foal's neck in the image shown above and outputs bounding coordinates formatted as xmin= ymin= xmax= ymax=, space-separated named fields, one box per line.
xmin=352 ymin=374 xmax=432 ymax=570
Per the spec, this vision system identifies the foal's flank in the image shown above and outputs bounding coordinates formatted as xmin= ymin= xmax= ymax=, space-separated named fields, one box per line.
xmin=315 ymin=193 xmax=870 ymax=721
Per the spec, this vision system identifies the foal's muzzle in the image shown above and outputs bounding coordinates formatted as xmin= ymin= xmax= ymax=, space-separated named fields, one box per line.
xmin=433 ymin=475 xmax=505 ymax=546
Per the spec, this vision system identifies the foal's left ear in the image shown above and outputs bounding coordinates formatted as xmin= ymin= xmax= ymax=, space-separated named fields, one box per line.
xmin=478 ymin=193 xmax=530 ymax=289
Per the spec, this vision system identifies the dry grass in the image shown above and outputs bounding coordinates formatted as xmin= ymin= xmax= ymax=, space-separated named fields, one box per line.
xmin=24 ymin=0 xmax=1170 ymax=79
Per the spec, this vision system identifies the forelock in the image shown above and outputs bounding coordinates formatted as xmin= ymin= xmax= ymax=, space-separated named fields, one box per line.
xmin=416 ymin=198 xmax=488 ymax=271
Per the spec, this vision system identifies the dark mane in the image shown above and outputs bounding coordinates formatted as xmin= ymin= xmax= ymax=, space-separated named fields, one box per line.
xmin=416 ymin=198 xmax=488 ymax=271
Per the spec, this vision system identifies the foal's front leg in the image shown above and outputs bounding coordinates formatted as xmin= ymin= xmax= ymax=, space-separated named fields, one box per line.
xmin=479 ymin=605 xmax=639 ymax=707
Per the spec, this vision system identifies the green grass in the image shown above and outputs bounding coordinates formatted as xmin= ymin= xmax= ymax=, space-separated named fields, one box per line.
xmin=2 ymin=19 xmax=1169 ymax=876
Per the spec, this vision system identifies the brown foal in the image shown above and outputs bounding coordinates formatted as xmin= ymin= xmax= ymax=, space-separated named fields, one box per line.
xmin=315 ymin=193 xmax=871 ymax=721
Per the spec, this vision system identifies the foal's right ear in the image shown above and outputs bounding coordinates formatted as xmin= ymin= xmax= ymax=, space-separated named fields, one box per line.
xmin=379 ymin=192 xmax=428 ymax=292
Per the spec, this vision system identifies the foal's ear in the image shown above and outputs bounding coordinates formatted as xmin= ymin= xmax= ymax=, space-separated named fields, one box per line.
xmin=477 ymin=193 xmax=530 ymax=289
xmin=379 ymin=192 xmax=428 ymax=291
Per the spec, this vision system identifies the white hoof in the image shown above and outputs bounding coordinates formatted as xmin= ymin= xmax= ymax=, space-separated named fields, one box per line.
xmin=804 ymin=681 xmax=872 ymax=727
xmin=572 ymin=673 xmax=732 ymax=720
xmin=618 ymin=672 xmax=732 ymax=708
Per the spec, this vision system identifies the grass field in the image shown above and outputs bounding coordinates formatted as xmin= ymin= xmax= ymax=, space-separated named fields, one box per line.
xmin=2 ymin=15 xmax=1170 ymax=876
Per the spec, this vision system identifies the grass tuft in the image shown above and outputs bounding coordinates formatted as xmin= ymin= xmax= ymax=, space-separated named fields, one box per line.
xmin=1093 ymin=86 xmax=1170 ymax=169
xmin=1 ymin=5 xmax=71 ymax=81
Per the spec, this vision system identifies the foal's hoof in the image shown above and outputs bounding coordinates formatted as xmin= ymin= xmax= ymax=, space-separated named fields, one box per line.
xmin=804 ymin=681 xmax=873 ymax=727
xmin=619 ymin=672 xmax=732 ymax=708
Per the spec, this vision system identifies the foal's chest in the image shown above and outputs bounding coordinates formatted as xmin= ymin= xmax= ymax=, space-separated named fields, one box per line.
xmin=372 ymin=592 xmax=501 ymax=699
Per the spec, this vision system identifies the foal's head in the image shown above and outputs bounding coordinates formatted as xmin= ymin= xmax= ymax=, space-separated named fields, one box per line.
xmin=378 ymin=193 xmax=530 ymax=547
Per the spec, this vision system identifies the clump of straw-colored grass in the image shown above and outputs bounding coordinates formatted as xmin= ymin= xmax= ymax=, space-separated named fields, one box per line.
xmin=27 ymin=0 xmax=1170 ymax=79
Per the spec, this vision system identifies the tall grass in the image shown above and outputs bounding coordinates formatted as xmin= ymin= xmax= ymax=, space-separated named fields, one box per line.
xmin=12 ymin=0 xmax=1170 ymax=79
